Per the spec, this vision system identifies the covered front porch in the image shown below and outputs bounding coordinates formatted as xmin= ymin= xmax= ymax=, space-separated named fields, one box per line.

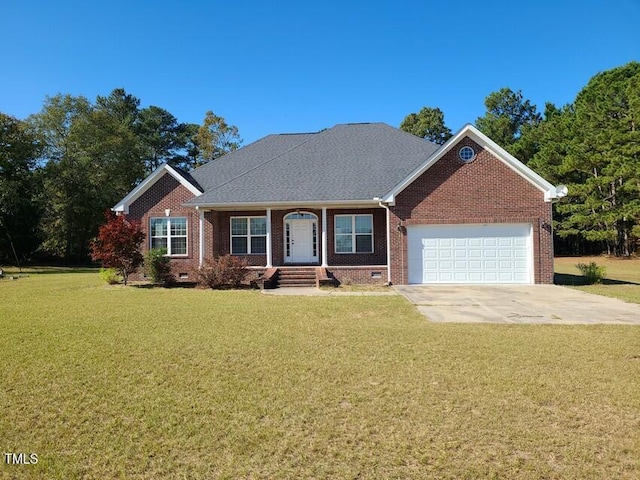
xmin=196 ymin=204 xmax=390 ymax=285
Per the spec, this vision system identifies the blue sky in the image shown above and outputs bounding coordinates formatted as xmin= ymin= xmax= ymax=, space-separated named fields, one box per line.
xmin=2 ymin=0 xmax=639 ymax=144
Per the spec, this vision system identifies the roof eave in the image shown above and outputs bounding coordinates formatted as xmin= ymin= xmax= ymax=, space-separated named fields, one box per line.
xmin=112 ymin=164 xmax=203 ymax=214
xmin=186 ymin=199 xmax=382 ymax=210
xmin=382 ymin=124 xmax=560 ymax=203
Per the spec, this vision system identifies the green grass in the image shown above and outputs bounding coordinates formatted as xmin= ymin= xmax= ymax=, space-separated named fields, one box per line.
xmin=1 ymin=270 xmax=639 ymax=479
xmin=555 ymin=256 xmax=640 ymax=304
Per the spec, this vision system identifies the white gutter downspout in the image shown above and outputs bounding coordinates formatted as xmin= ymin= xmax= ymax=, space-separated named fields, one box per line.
xmin=197 ymin=206 xmax=204 ymax=267
xmin=377 ymin=200 xmax=392 ymax=285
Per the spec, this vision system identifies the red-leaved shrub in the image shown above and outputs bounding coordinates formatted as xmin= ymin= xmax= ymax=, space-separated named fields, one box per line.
xmin=90 ymin=211 xmax=145 ymax=285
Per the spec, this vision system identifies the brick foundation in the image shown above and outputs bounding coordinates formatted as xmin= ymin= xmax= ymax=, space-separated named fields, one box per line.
xmin=326 ymin=266 xmax=388 ymax=285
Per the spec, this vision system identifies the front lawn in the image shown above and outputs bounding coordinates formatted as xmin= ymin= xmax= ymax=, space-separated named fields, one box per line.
xmin=555 ymin=256 xmax=640 ymax=304
xmin=1 ymin=270 xmax=639 ymax=478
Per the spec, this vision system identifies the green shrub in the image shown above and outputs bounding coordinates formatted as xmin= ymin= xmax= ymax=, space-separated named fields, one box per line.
xmin=576 ymin=262 xmax=606 ymax=284
xmin=99 ymin=268 xmax=121 ymax=285
xmin=144 ymin=248 xmax=175 ymax=286
xmin=195 ymin=255 xmax=249 ymax=289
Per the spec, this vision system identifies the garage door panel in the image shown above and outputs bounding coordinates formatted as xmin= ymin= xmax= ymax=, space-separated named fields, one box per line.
xmin=408 ymin=224 xmax=532 ymax=284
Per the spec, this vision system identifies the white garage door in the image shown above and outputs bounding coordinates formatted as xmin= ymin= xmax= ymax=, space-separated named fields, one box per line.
xmin=407 ymin=224 xmax=533 ymax=284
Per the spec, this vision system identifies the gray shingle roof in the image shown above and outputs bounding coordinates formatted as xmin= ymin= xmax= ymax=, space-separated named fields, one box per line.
xmin=171 ymin=166 xmax=203 ymax=192
xmin=186 ymin=123 xmax=439 ymax=206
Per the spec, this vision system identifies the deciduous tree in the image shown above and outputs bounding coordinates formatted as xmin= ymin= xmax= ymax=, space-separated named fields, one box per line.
xmin=29 ymin=94 xmax=95 ymax=260
xmin=400 ymin=106 xmax=452 ymax=145
xmin=194 ymin=111 xmax=242 ymax=165
xmin=0 ymin=113 xmax=43 ymax=262
xmin=90 ymin=211 xmax=145 ymax=285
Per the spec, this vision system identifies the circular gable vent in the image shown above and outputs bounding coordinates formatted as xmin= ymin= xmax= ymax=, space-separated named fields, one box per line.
xmin=458 ymin=146 xmax=475 ymax=163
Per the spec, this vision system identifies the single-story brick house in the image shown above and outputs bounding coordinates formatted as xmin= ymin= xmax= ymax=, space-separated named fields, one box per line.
xmin=113 ymin=122 xmax=566 ymax=286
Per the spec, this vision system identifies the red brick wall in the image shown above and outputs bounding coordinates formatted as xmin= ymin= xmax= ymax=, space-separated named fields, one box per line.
xmin=127 ymin=174 xmax=202 ymax=281
xmin=389 ymin=137 xmax=554 ymax=285
xmin=213 ymin=208 xmax=387 ymax=268
xmin=326 ymin=208 xmax=387 ymax=266
xmin=214 ymin=210 xmax=268 ymax=266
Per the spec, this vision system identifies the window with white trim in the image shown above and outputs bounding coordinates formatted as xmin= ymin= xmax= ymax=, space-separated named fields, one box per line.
xmin=150 ymin=217 xmax=187 ymax=255
xmin=335 ymin=214 xmax=373 ymax=253
xmin=231 ymin=216 xmax=267 ymax=254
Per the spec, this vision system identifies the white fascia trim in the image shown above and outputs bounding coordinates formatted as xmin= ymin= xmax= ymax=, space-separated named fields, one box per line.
xmin=188 ymin=199 xmax=382 ymax=210
xmin=112 ymin=164 xmax=202 ymax=214
xmin=381 ymin=124 xmax=560 ymax=203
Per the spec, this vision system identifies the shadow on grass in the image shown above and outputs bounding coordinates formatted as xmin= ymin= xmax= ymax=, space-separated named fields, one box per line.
xmin=132 ymin=282 xmax=198 ymax=289
xmin=1 ymin=266 xmax=99 ymax=275
xmin=554 ymin=273 xmax=640 ymax=286
xmin=131 ymin=282 xmax=257 ymax=290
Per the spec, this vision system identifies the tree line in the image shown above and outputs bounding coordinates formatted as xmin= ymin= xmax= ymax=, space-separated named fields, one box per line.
xmin=0 ymin=89 xmax=241 ymax=263
xmin=401 ymin=61 xmax=640 ymax=257
xmin=1 ymin=62 xmax=639 ymax=264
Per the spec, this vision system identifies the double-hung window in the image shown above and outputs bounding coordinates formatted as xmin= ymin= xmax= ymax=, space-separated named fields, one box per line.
xmin=231 ymin=217 xmax=267 ymax=254
xmin=150 ymin=217 xmax=187 ymax=255
xmin=335 ymin=214 xmax=373 ymax=253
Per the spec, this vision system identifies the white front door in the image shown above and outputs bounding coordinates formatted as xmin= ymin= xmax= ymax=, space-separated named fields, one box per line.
xmin=286 ymin=219 xmax=318 ymax=263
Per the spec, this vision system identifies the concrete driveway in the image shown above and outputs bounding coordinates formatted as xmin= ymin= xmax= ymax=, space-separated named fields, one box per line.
xmin=394 ymin=285 xmax=640 ymax=324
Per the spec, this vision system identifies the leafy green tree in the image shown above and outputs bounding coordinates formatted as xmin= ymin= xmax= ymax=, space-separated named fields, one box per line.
xmin=0 ymin=113 xmax=43 ymax=263
xmin=400 ymin=106 xmax=452 ymax=145
xmin=29 ymin=94 xmax=96 ymax=260
xmin=194 ymin=111 xmax=242 ymax=165
xmin=476 ymin=88 xmax=542 ymax=162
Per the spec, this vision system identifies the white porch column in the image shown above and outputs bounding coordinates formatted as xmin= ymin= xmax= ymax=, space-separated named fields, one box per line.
xmin=321 ymin=207 xmax=328 ymax=267
xmin=384 ymin=204 xmax=391 ymax=284
xmin=266 ymin=208 xmax=273 ymax=268
xmin=197 ymin=207 xmax=205 ymax=267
